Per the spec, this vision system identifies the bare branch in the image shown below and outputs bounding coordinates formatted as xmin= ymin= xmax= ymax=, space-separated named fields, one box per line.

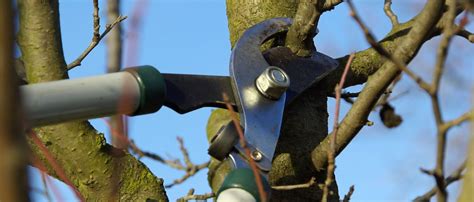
xmin=285 ymin=1 xmax=319 ymax=56
xmin=40 ymin=172 xmax=53 ymax=202
xmin=177 ymin=189 xmax=215 ymax=202
xmin=322 ymin=53 xmax=355 ymax=202
xmin=328 ymin=91 xmax=367 ymax=99
xmin=441 ymin=110 xmax=473 ymax=131
xmin=129 ymin=138 xmax=210 ymax=189
xmin=129 ymin=140 xmax=184 ymax=170
xmin=342 ymin=185 xmax=355 ymax=202
xmin=414 ymin=161 xmax=466 ymax=201
xmin=272 ymin=177 xmax=316 ymax=190
xmin=457 ymin=28 xmax=474 ymax=42
xmin=347 ymin=0 xmax=432 ymax=92
xmin=431 ymin=1 xmax=459 ymax=201
xmin=312 ymin=0 xmax=445 ymax=171
xmin=384 ymin=0 xmax=399 ymax=26
xmin=165 ymin=137 xmax=210 ymax=188
xmin=67 ymin=15 xmax=127 ymax=70
xmin=93 ymin=0 xmax=100 ymax=42
xmin=165 ymin=161 xmax=210 ymax=188
xmin=285 ymin=0 xmax=343 ymax=56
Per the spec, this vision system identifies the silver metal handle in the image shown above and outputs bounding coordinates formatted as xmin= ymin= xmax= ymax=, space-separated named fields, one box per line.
xmin=21 ymin=66 xmax=166 ymax=127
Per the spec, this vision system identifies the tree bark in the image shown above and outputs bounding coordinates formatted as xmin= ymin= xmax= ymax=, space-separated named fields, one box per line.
xmin=17 ymin=0 xmax=167 ymax=200
xmin=0 ymin=1 xmax=30 ymax=201
xmin=208 ymin=1 xmax=339 ymax=201
xmin=459 ymin=103 xmax=474 ymax=201
xmin=209 ymin=1 xmax=456 ymax=201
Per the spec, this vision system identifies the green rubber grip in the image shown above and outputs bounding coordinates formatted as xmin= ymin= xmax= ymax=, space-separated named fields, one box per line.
xmin=217 ymin=168 xmax=270 ymax=202
xmin=125 ymin=65 xmax=166 ymax=116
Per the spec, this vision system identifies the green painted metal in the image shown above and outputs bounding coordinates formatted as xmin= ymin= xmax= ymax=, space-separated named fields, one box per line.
xmin=126 ymin=65 xmax=166 ymax=116
xmin=217 ymin=168 xmax=269 ymax=202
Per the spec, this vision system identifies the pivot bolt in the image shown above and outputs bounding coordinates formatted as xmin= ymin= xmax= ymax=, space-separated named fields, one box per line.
xmin=250 ymin=150 xmax=263 ymax=162
xmin=255 ymin=66 xmax=290 ymax=100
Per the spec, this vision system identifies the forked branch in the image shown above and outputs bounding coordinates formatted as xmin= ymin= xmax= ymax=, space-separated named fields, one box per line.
xmin=67 ymin=1 xmax=127 ymax=70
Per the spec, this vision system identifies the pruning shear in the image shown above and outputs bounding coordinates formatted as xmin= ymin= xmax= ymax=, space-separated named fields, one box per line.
xmin=21 ymin=18 xmax=338 ymax=201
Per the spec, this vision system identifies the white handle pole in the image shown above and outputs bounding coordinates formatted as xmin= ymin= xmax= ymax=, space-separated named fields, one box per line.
xmin=21 ymin=71 xmax=141 ymax=127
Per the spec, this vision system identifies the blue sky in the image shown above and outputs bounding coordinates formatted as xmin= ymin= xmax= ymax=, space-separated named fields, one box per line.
xmin=27 ymin=0 xmax=473 ymax=201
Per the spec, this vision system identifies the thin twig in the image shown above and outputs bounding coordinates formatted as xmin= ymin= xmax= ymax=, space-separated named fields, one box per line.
xmin=440 ymin=110 xmax=473 ymax=132
xmin=177 ymin=188 xmax=215 ymax=202
xmin=40 ymin=172 xmax=53 ymax=202
xmin=272 ymin=177 xmax=316 ymax=190
xmin=165 ymin=137 xmax=210 ymax=188
xmin=414 ymin=161 xmax=466 ymax=201
xmin=67 ymin=15 xmax=127 ymax=70
xmin=103 ymin=118 xmax=209 ymax=188
xmin=347 ymin=0 xmax=432 ymax=92
xmin=328 ymin=91 xmax=360 ymax=98
xmin=223 ymin=93 xmax=267 ymax=202
xmin=322 ymin=53 xmax=355 ymax=202
xmin=342 ymin=185 xmax=355 ymax=202
xmin=177 ymin=137 xmax=193 ymax=168
xmin=377 ymin=74 xmax=401 ymax=106
xmin=129 ymin=140 xmax=185 ymax=170
xmin=383 ymin=0 xmax=399 ymax=26
xmin=431 ymin=2 xmax=460 ymax=201
xmin=31 ymin=156 xmax=63 ymax=202
xmin=165 ymin=161 xmax=210 ymax=188
xmin=92 ymin=0 xmax=100 ymax=41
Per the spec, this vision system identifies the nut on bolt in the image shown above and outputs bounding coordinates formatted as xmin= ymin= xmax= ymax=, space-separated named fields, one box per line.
xmin=255 ymin=66 xmax=290 ymax=100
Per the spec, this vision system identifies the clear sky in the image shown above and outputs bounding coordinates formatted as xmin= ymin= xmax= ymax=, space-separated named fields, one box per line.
xmin=27 ymin=0 xmax=473 ymax=201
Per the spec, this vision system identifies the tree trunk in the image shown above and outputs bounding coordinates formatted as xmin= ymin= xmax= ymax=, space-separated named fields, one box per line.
xmin=0 ymin=1 xmax=29 ymax=201
xmin=17 ymin=0 xmax=167 ymax=200
xmin=459 ymin=106 xmax=473 ymax=201
xmin=207 ymin=1 xmax=339 ymax=201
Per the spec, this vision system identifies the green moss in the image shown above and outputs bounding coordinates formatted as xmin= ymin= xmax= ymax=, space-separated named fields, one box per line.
xmin=18 ymin=1 xmax=168 ymax=200
xmin=207 ymin=2 xmax=340 ymax=201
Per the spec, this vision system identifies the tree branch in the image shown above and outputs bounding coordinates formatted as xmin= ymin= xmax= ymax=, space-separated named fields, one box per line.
xmin=342 ymin=185 xmax=355 ymax=202
xmin=414 ymin=161 xmax=466 ymax=201
xmin=177 ymin=189 xmax=215 ymax=202
xmin=312 ymin=0 xmax=446 ymax=171
xmin=18 ymin=0 xmax=167 ymax=200
xmin=384 ymin=0 xmax=399 ymax=26
xmin=322 ymin=53 xmax=355 ymax=202
xmin=321 ymin=2 xmax=463 ymax=91
xmin=271 ymin=177 xmax=316 ymax=190
xmin=165 ymin=137 xmax=211 ymax=188
xmin=285 ymin=0 xmax=343 ymax=56
xmin=67 ymin=14 xmax=127 ymax=70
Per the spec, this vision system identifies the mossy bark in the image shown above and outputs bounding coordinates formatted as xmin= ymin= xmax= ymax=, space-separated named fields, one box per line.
xmin=459 ymin=111 xmax=474 ymax=201
xmin=207 ymin=1 xmax=339 ymax=201
xmin=17 ymin=0 xmax=167 ymax=201
xmin=209 ymin=1 xmax=446 ymax=201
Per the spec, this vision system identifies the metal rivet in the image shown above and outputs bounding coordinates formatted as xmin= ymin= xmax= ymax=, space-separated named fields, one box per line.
xmin=251 ymin=150 xmax=263 ymax=161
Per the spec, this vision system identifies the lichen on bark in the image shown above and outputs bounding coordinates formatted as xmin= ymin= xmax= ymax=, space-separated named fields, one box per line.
xmin=208 ymin=1 xmax=339 ymax=200
xmin=17 ymin=0 xmax=167 ymax=200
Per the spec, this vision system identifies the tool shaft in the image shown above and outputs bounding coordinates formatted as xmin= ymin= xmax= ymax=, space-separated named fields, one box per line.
xmin=21 ymin=66 xmax=166 ymax=127
xmin=21 ymin=71 xmax=142 ymax=127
